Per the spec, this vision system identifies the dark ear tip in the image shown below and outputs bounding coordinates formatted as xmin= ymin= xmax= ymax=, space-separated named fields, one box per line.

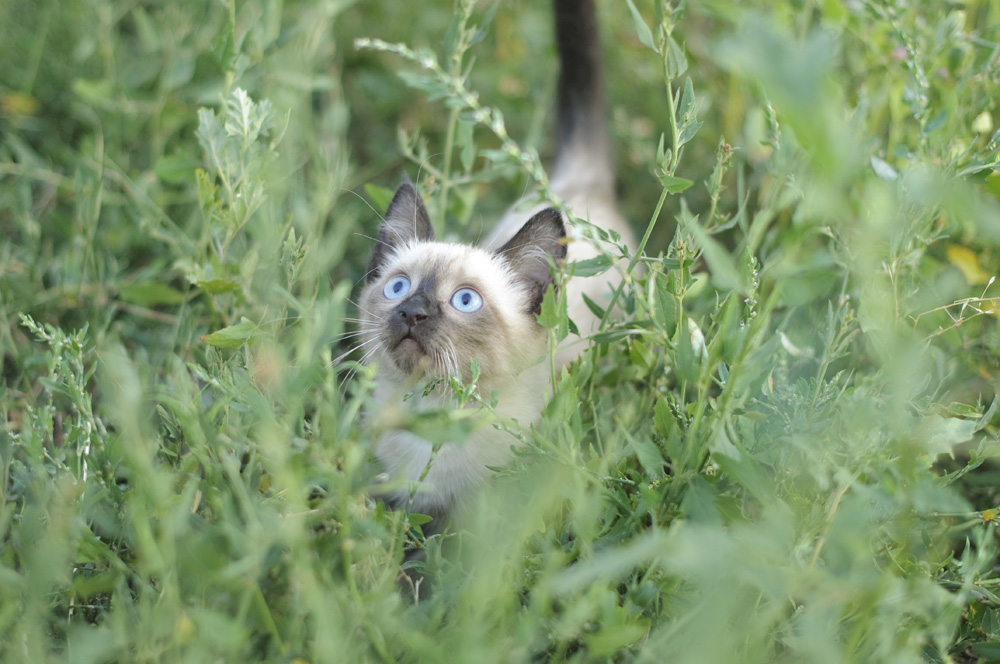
xmin=385 ymin=176 xmax=431 ymax=225
xmin=538 ymin=208 xmax=568 ymax=260
xmin=366 ymin=175 xmax=434 ymax=282
xmin=538 ymin=207 xmax=567 ymax=234
xmin=391 ymin=177 xmax=418 ymax=201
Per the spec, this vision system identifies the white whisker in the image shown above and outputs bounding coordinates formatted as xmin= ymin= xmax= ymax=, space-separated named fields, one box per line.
xmin=334 ymin=186 xmax=388 ymax=225
xmin=351 ymin=344 xmax=384 ymax=383
xmin=338 ymin=331 xmax=377 ymax=343
xmin=341 ymin=322 xmax=381 ymax=333
xmin=333 ymin=336 xmax=382 ymax=365
xmin=337 ymin=341 xmax=384 ymax=387
xmin=349 ymin=299 xmax=383 ymax=320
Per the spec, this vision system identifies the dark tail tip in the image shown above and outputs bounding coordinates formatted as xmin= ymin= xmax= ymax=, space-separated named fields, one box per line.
xmin=553 ymin=0 xmax=608 ymax=164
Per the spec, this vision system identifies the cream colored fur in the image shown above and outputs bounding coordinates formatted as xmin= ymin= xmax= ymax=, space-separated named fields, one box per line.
xmin=360 ymin=156 xmax=634 ymax=521
xmin=359 ymin=241 xmax=551 ymax=518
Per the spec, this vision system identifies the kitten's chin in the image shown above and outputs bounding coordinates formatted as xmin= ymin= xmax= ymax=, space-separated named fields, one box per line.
xmin=389 ymin=336 xmax=431 ymax=376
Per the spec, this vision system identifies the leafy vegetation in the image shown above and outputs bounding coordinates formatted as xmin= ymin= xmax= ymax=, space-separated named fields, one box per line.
xmin=2 ymin=0 xmax=1000 ymax=662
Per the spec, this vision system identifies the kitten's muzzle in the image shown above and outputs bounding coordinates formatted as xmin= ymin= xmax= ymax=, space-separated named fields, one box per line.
xmin=387 ymin=292 xmax=440 ymax=373
xmin=387 ymin=291 xmax=439 ymax=355
xmin=396 ymin=292 xmax=434 ymax=328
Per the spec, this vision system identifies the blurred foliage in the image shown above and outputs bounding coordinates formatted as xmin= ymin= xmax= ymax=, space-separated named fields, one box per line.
xmin=2 ymin=0 xmax=1000 ymax=662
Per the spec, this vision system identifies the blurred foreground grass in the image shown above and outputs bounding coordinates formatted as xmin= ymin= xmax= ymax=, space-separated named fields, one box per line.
xmin=2 ymin=0 xmax=1000 ymax=662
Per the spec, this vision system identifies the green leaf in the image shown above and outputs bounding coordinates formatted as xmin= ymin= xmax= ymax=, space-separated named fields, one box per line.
xmin=583 ymin=621 xmax=651 ymax=657
xmin=407 ymin=512 xmax=433 ymax=527
xmin=656 ymin=133 xmax=669 ymax=169
xmin=458 ymin=119 xmax=476 ymax=172
xmin=625 ymin=430 xmax=665 ymax=479
xmin=154 ymin=153 xmax=199 ymax=185
xmin=677 ymin=120 xmax=703 ymax=147
xmin=678 ymin=77 xmax=696 ymax=119
xmin=163 ymin=56 xmax=195 ymax=91
xmin=664 ymin=34 xmax=688 ymax=80
xmin=187 ymin=608 xmax=249 ymax=652
xmin=570 ymin=254 xmax=613 ymax=277
xmin=919 ymin=415 xmax=976 ymax=458
xmin=72 ymin=79 xmax=114 ymax=108
xmin=548 ymin=532 xmax=670 ymax=595
xmin=673 ymin=311 xmax=698 ymax=384
xmin=591 ymin=322 xmax=654 ymax=344
xmin=225 ymin=88 xmax=274 ymax=144
xmin=401 ymin=407 xmax=483 ymax=448
xmin=659 ymin=174 xmax=694 ymax=194
xmin=711 ymin=428 xmax=773 ymax=504
xmin=398 ymin=71 xmax=448 ymax=100
xmin=195 ymin=111 xmax=227 ymax=169
xmin=536 ymin=284 xmax=568 ymax=341
xmin=686 ymin=220 xmax=742 ymax=291
xmin=653 ymin=287 xmax=678 ymax=336
xmin=471 ymin=1 xmax=499 ymax=48
xmin=118 ymin=282 xmax=186 ymax=307
xmin=130 ymin=7 xmax=160 ymax=50
xmin=625 ymin=0 xmax=656 ymax=51
xmin=201 ymin=318 xmax=257 ymax=349
xmin=971 ymin=641 xmax=1000 ymax=658
xmin=195 ymin=168 xmax=218 ymax=211
xmin=196 ymin=279 xmax=239 ymax=295
xmin=660 ymin=257 xmax=682 ymax=269
xmin=976 ymin=397 xmax=1000 ymax=433
xmin=212 ymin=19 xmax=236 ymax=70
xmin=581 ymin=292 xmax=606 ymax=319
xmin=870 ymin=155 xmax=898 ymax=181
xmin=536 ymin=284 xmax=559 ymax=328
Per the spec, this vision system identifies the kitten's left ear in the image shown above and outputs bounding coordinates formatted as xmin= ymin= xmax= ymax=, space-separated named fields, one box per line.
xmin=497 ymin=207 xmax=567 ymax=315
xmin=366 ymin=178 xmax=434 ymax=281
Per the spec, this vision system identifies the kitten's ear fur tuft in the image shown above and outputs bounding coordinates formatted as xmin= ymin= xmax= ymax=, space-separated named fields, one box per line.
xmin=497 ymin=207 xmax=567 ymax=315
xmin=366 ymin=178 xmax=434 ymax=282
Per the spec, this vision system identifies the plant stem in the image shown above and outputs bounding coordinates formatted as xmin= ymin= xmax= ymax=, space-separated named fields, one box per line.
xmin=437 ymin=106 xmax=460 ymax=237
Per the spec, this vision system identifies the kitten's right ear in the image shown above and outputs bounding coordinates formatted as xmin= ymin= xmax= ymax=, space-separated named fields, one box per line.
xmin=366 ymin=178 xmax=434 ymax=282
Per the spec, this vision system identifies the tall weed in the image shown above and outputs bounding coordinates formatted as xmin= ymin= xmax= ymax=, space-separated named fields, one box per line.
xmin=1 ymin=0 xmax=999 ymax=662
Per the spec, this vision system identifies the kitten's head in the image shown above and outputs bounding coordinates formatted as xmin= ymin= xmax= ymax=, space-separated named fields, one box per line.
xmin=358 ymin=179 xmax=566 ymax=383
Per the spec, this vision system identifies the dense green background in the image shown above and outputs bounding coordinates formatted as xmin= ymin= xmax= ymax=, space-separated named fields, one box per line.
xmin=2 ymin=0 xmax=1000 ymax=662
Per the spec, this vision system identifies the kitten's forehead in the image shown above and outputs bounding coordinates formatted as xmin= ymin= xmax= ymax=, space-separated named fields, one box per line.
xmin=386 ymin=241 xmax=509 ymax=286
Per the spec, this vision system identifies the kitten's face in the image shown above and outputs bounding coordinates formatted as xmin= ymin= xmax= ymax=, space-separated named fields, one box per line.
xmin=360 ymin=243 xmax=539 ymax=380
xmin=359 ymin=181 xmax=566 ymax=384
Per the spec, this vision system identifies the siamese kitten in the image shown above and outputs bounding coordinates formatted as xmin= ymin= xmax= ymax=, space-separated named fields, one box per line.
xmin=359 ymin=0 xmax=635 ymax=527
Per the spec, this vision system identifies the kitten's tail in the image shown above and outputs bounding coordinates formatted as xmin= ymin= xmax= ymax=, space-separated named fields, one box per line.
xmin=552 ymin=0 xmax=613 ymax=195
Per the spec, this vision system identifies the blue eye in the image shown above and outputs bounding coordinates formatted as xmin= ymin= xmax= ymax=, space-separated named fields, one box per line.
xmin=450 ymin=288 xmax=483 ymax=313
xmin=383 ymin=275 xmax=411 ymax=300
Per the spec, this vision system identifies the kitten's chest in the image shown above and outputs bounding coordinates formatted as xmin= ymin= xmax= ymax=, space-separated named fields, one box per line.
xmin=371 ymin=371 xmax=545 ymax=515
xmin=375 ymin=423 xmax=513 ymax=515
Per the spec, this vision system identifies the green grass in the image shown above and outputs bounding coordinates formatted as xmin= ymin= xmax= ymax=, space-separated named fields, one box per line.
xmin=2 ymin=0 xmax=1000 ymax=662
